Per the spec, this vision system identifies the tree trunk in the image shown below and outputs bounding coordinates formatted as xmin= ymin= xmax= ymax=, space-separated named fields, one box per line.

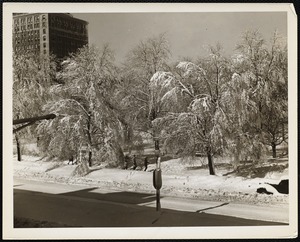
xmin=114 ymin=142 xmax=125 ymax=167
xmin=87 ymin=111 xmax=92 ymax=167
xmin=124 ymin=124 xmax=133 ymax=151
xmin=271 ymin=142 xmax=277 ymax=158
xmin=207 ymin=150 xmax=215 ymax=175
xmin=282 ymin=123 xmax=285 ymax=142
xmin=15 ymin=134 xmax=21 ymax=161
xmin=155 ymin=140 xmax=160 ymax=151
xmin=88 ymin=151 xmax=92 ymax=167
xmin=233 ymin=137 xmax=241 ymax=169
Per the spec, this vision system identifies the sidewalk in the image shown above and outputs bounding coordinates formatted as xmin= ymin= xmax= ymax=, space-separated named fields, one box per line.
xmin=143 ymin=196 xmax=289 ymax=223
xmin=13 ymin=157 xmax=289 ymax=206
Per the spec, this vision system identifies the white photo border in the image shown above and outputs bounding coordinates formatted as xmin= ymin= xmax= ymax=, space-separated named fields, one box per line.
xmin=3 ymin=2 xmax=298 ymax=239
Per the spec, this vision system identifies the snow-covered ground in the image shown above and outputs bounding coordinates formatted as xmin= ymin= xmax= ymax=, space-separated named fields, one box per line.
xmin=13 ymin=155 xmax=288 ymax=205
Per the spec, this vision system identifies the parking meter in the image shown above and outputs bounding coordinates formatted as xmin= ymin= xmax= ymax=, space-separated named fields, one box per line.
xmin=153 ymin=156 xmax=162 ymax=211
xmin=153 ymin=169 xmax=162 ymax=190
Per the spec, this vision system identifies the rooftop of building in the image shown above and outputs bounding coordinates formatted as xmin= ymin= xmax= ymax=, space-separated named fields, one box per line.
xmin=13 ymin=13 xmax=88 ymax=24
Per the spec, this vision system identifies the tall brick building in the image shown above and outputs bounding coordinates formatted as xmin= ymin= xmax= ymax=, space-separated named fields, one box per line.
xmin=13 ymin=13 xmax=88 ymax=58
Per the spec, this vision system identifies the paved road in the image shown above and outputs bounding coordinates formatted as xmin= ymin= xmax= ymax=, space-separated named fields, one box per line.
xmin=13 ymin=178 xmax=288 ymax=227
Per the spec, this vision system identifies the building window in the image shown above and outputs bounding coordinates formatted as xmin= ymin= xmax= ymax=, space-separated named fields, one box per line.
xmin=43 ymin=35 xmax=46 ymax=41
xmin=43 ymin=43 xmax=46 ymax=48
xmin=43 ymin=29 xmax=46 ymax=34
xmin=44 ymin=50 xmax=47 ymax=54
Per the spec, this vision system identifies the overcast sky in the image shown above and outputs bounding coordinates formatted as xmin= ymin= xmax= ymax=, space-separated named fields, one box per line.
xmin=73 ymin=12 xmax=287 ymax=64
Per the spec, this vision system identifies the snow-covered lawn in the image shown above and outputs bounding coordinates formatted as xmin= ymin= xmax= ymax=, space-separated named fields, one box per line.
xmin=13 ymin=155 xmax=288 ymax=206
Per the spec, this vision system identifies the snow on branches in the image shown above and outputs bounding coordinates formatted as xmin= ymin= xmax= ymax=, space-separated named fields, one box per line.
xmin=176 ymin=61 xmax=206 ymax=78
xmin=37 ymin=45 xmax=124 ymax=167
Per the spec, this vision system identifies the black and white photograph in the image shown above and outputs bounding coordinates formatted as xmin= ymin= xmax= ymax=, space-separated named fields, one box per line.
xmin=3 ymin=2 xmax=298 ymax=240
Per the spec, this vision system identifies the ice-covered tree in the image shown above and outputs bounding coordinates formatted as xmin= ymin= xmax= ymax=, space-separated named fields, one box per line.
xmin=37 ymin=45 xmax=124 ymax=170
xmin=13 ymin=51 xmax=57 ymax=160
xmin=235 ymin=30 xmax=288 ymax=158
xmin=13 ymin=52 xmax=56 ymax=120
xmin=151 ymin=45 xmax=239 ymax=175
xmin=120 ymin=33 xmax=171 ymax=153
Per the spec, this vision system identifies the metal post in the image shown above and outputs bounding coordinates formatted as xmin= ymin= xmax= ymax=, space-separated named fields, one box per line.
xmin=156 ymin=156 xmax=161 ymax=212
xmin=156 ymin=189 xmax=161 ymax=211
xmin=157 ymin=156 xmax=161 ymax=169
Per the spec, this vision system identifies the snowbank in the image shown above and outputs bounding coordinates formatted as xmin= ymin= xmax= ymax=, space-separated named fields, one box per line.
xmin=13 ymin=155 xmax=289 ymax=205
